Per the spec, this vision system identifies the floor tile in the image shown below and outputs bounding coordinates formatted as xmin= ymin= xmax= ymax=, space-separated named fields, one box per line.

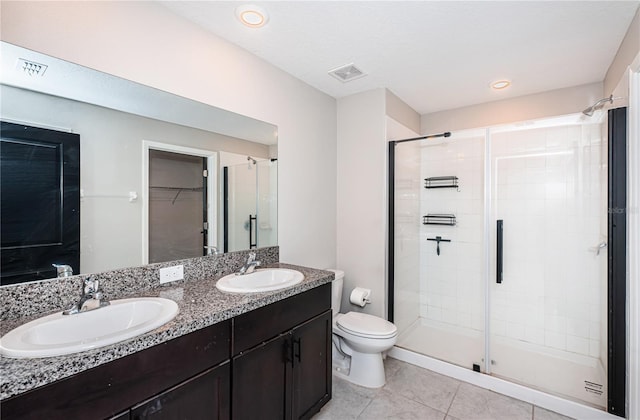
xmin=447 ymin=382 xmax=533 ymax=420
xmin=533 ymin=406 xmax=575 ymax=420
xmin=383 ymin=358 xmax=461 ymax=412
xmin=383 ymin=355 xmax=404 ymax=379
xmin=315 ymin=358 xmax=580 ymax=420
xmin=357 ymin=389 xmax=447 ymax=420
xmin=314 ymin=376 xmax=375 ymax=420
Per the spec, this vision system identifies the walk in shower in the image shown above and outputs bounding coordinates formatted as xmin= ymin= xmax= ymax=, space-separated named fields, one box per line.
xmin=389 ymin=113 xmax=614 ymax=412
xmin=223 ymin=157 xmax=278 ymax=252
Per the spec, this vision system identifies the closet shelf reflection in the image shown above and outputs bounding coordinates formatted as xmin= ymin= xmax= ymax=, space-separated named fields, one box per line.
xmin=149 ymin=186 xmax=204 ymax=205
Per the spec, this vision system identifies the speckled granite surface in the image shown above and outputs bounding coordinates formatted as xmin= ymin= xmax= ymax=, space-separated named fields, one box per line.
xmin=0 ymin=247 xmax=279 ymax=321
xmin=0 ymin=248 xmax=334 ymax=400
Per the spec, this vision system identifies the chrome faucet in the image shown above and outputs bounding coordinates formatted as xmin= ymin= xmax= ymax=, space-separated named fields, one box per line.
xmin=63 ymin=276 xmax=110 ymax=315
xmin=237 ymin=252 xmax=261 ymax=275
xmin=52 ymin=264 xmax=73 ymax=277
xmin=204 ymin=245 xmax=220 ymax=256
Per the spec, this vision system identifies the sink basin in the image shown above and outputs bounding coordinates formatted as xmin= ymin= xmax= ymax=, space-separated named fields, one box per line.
xmin=0 ymin=297 xmax=179 ymax=359
xmin=216 ymin=268 xmax=303 ymax=293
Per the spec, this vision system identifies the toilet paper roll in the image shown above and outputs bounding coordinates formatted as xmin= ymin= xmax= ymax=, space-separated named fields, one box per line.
xmin=350 ymin=287 xmax=371 ymax=307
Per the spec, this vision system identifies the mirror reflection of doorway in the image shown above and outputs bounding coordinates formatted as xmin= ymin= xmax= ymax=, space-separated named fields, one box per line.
xmin=148 ymin=149 xmax=207 ymax=264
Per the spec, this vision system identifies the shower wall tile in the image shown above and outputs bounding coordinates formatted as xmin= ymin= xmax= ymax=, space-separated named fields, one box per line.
xmin=589 ymin=339 xmax=600 ymax=358
xmin=545 ymin=331 xmax=567 ymax=350
xmin=566 ymin=335 xmax=590 ymax=355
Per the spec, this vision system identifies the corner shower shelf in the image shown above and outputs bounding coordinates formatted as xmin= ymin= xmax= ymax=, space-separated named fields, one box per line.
xmin=423 ymin=214 xmax=457 ymax=226
xmin=424 ymin=176 xmax=458 ymax=189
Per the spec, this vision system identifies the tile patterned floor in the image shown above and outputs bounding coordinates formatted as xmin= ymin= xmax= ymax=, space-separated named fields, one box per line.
xmin=314 ymin=358 xmax=575 ymax=420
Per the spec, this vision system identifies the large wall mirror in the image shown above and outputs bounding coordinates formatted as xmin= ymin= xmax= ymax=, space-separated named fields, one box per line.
xmin=0 ymin=42 xmax=278 ymax=284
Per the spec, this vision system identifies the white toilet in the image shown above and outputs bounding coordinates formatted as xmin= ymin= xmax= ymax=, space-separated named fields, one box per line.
xmin=329 ymin=269 xmax=398 ymax=388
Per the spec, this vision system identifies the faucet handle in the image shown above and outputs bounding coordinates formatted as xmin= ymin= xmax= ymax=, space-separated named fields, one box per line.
xmin=247 ymin=252 xmax=257 ymax=262
xmin=84 ymin=277 xmax=99 ymax=294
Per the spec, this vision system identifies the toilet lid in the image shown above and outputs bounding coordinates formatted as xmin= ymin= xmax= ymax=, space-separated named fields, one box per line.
xmin=336 ymin=312 xmax=397 ymax=339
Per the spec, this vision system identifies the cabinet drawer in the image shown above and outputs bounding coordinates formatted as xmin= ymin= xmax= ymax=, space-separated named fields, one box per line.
xmin=233 ymin=283 xmax=330 ymax=355
xmin=1 ymin=320 xmax=231 ymax=420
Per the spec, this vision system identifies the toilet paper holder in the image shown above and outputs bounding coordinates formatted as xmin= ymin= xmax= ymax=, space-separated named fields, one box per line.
xmin=350 ymin=287 xmax=372 ymax=307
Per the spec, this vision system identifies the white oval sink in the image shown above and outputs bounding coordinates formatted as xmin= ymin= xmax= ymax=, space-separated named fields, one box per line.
xmin=216 ymin=268 xmax=303 ymax=293
xmin=0 ymin=297 xmax=179 ymax=359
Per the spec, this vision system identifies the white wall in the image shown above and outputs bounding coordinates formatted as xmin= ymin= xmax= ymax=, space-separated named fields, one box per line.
xmin=336 ymin=89 xmax=387 ymax=316
xmin=604 ymin=7 xmax=640 ymax=99
xmin=0 ymin=1 xmax=337 ymax=269
xmin=336 ymin=89 xmax=421 ymax=318
xmin=421 ymin=83 xmax=603 ymax=134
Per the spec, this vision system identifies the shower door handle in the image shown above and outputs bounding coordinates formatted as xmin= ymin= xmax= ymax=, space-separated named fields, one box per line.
xmin=249 ymin=214 xmax=257 ymax=249
xmin=496 ymin=219 xmax=504 ymax=284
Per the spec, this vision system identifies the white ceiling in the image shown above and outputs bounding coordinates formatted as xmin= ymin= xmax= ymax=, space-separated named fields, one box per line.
xmin=160 ymin=1 xmax=639 ymax=115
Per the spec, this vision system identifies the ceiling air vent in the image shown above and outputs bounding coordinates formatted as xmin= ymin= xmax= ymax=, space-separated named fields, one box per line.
xmin=17 ymin=58 xmax=48 ymax=77
xmin=328 ymin=63 xmax=366 ymax=83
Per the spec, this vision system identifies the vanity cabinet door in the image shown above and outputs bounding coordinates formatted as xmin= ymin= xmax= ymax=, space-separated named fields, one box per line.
xmin=130 ymin=361 xmax=230 ymax=420
xmin=231 ymin=334 xmax=290 ymax=420
xmin=291 ymin=310 xmax=332 ymax=420
xmin=231 ymin=310 xmax=332 ymax=420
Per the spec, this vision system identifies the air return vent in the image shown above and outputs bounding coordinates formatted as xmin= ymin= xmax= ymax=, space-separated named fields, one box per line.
xmin=328 ymin=63 xmax=366 ymax=83
xmin=17 ymin=59 xmax=48 ymax=77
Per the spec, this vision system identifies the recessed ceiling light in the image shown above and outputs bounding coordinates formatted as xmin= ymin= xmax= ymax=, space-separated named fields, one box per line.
xmin=491 ymin=80 xmax=511 ymax=90
xmin=236 ymin=5 xmax=269 ymax=28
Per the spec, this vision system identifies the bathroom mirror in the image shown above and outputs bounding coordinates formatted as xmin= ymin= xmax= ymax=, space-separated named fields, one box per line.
xmin=0 ymin=42 xmax=278 ymax=284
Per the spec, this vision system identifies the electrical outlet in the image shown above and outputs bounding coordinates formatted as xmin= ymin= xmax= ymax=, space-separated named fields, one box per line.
xmin=159 ymin=265 xmax=184 ymax=284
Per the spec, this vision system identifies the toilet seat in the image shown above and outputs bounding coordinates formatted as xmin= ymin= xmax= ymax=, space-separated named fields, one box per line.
xmin=336 ymin=312 xmax=397 ymax=339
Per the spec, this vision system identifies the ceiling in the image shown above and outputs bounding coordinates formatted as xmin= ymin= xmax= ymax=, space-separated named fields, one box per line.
xmin=160 ymin=1 xmax=639 ymax=115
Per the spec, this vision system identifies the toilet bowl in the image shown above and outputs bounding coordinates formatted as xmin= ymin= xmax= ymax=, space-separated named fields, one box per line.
xmin=328 ymin=269 xmax=398 ymax=388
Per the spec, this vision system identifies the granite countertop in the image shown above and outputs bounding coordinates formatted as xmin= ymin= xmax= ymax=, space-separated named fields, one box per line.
xmin=0 ymin=263 xmax=333 ymax=400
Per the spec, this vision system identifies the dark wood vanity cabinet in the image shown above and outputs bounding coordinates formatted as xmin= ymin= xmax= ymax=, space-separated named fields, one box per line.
xmin=129 ymin=363 xmax=230 ymax=419
xmin=1 ymin=283 xmax=332 ymax=420
xmin=1 ymin=319 xmax=231 ymax=420
xmin=232 ymin=284 xmax=332 ymax=420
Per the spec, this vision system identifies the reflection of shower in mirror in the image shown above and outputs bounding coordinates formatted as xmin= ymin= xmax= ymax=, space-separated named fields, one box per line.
xmin=247 ymin=156 xmax=257 ymax=169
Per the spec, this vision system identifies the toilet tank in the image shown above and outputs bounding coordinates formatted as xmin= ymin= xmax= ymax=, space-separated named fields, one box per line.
xmin=327 ymin=269 xmax=344 ymax=317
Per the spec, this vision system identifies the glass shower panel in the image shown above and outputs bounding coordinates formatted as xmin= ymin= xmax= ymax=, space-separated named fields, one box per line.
xmin=489 ymin=120 xmax=607 ymax=408
xmin=226 ymin=162 xmax=258 ymax=251
xmin=394 ymin=131 xmax=486 ymax=370
xmin=256 ymin=159 xmax=277 ymax=248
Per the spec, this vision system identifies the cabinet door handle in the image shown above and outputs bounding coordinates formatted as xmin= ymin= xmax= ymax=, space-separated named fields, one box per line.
xmin=293 ymin=338 xmax=302 ymax=364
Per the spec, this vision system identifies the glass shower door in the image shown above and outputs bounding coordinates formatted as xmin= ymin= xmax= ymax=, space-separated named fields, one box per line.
xmin=256 ymin=159 xmax=277 ymax=248
xmin=393 ymin=131 xmax=486 ymax=371
xmin=225 ymin=162 xmax=258 ymax=251
xmin=225 ymin=158 xmax=278 ymax=251
xmin=489 ymin=120 xmax=607 ymax=408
